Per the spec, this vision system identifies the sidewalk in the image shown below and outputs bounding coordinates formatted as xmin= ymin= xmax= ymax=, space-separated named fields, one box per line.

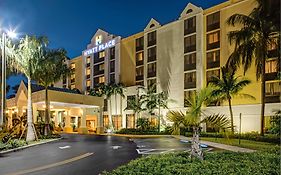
xmin=172 ymin=135 xmax=256 ymax=153
xmin=0 ymin=138 xmax=62 ymax=155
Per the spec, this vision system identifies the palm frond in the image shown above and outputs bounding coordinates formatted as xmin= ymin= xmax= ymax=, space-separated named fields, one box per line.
xmin=201 ymin=114 xmax=231 ymax=131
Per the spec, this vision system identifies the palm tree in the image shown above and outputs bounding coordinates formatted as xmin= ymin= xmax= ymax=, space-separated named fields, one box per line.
xmin=33 ymin=48 xmax=70 ymax=135
xmin=209 ymin=66 xmax=254 ymax=133
xmin=227 ymin=0 xmax=280 ymax=135
xmin=10 ymin=35 xmax=48 ymax=141
xmin=112 ymin=83 xmax=125 ymax=127
xmin=167 ymin=86 xmax=231 ymax=160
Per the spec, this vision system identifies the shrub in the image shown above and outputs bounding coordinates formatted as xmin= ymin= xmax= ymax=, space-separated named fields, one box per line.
xmin=102 ymin=150 xmax=280 ymax=175
xmin=0 ymin=139 xmax=27 ymax=151
xmin=115 ymin=128 xmax=166 ymax=135
xmin=38 ymin=134 xmax=61 ymax=140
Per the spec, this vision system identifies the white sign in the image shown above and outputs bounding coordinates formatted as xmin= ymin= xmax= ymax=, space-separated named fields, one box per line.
xmin=83 ymin=39 xmax=116 ymax=56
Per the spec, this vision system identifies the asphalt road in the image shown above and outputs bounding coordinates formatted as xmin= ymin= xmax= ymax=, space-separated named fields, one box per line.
xmin=0 ymin=134 xmax=139 ymax=175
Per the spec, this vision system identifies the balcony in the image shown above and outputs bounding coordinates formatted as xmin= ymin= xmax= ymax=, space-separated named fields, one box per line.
xmin=268 ymin=49 xmax=279 ymax=58
xmin=184 ymin=63 xmax=196 ymax=71
xmin=207 ymin=41 xmax=220 ymax=50
xmin=147 ymin=55 xmax=156 ymax=63
xmin=94 ymin=70 xmax=104 ymax=76
xmin=265 ymin=72 xmax=278 ymax=81
xmin=184 ymin=45 xmax=196 ymax=53
xmin=265 ymin=94 xmax=281 ymax=103
xmin=136 ymin=75 xmax=144 ymax=81
xmin=94 ymin=57 xmax=104 ymax=64
xmin=136 ymin=45 xmax=144 ymax=52
xmin=184 ymin=81 xmax=196 ymax=89
xmin=136 ymin=60 xmax=144 ymax=66
xmin=86 ymin=63 xmax=90 ymax=67
xmin=86 ymin=74 xmax=90 ymax=79
xmin=70 ymin=78 xmax=75 ymax=83
xmin=184 ymin=27 xmax=196 ymax=35
xmin=147 ymin=71 xmax=156 ymax=78
xmin=86 ymin=86 xmax=91 ymax=91
xmin=207 ymin=61 xmax=220 ymax=69
xmin=207 ymin=23 xmax=220 ymax=32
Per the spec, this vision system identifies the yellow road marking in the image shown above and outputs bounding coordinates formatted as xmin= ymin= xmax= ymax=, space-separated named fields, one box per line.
xmin=6 ymin=152 xmax=94 ymax=175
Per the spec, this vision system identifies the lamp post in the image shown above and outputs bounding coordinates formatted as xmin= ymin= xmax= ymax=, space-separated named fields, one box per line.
xmin=0 ymin=29 xmax=17 ymax=130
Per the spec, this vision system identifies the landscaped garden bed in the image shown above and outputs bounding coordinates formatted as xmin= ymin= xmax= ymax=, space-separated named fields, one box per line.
xmin=102 ymin=147 xmax=280 ymax=175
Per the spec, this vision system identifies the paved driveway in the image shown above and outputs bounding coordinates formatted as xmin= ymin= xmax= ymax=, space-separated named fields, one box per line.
xmin=0 ymin=134 xmax=139 ymax=175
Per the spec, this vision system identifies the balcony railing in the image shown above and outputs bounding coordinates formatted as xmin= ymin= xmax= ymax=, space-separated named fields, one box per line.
xmin=184 ymin=63 xmax=196 ymax=71
xmin=207 ymin=61 xmax=220 ymax=69
xmin=147 ymin=55 xmax=156 ymax=63
xmin=148 ymin=40 xmax=156 ymax=47
xmin=136 ymin=45 xmax=144 ymax=52
xmin=268 ymin=49 xmax=279 ymax=58
xmin=70 ymin=78 xmax=75 ymax=83
xmin=86 ymin=74 xmax=90 ymax=79
xmin=86 ymin=63 xmax=90 ymax=67
xmin=94 ymin=70 xmax=104 ymax=76
xmin=94 ymin=57 xmax=104 ymax=64
xmin=136 ymin=75 xmax=144 ymax=81
xmin=184 ymin=45 xmax=196 ymax=53
xmin=207 ymin=23 xmax=220 ymax=32
xmin=147 ymin=71 xmax=156 ymax=78
xmin=136 ymin=60 xmax=144 ymax=66
xmin=265 ymin=94 xmax=281 ymax=103
xmin=184 ymin=27 xmax=196 ymax=35
xmin=265 ymin=72 xmax=278 ymax=81
xmin=184 ymin=82 xmax=196 ymax=89
xmin=207 ymin=42 xmax=220 ymax=50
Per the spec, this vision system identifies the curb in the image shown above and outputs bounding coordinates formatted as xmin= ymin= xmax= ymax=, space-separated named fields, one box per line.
xmin=0 ymin=138 xmax=62 ymax=155
xmin=98 ymin=134 xmax=171 ymax=138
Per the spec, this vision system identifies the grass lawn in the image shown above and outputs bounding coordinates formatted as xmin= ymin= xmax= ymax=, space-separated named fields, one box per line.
xmin=200 ymin=137 xmax=279 ymax=151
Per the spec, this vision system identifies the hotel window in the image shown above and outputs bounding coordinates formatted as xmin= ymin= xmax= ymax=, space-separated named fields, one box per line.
xmin=112 ymin=115 xmax=122 ymax=130
xmin=136 ymin=37 xmax=144 ymax=52
xmin=267 ymin=39 xmax=279 ymax=58
xmin=149 ymin=116 xmax=158 ymax=126
xmin=70 ymin=63 xmax=75 ymax=70
xmin=147 ymin=46 xmax=156 ymax=62
xmin=184 ymin=16 xmax=196 ymax=35
xmin=99 ymin=76 xmax=105 ymax=84
xmin=70 ymin=74 xmax=75 ymax=83
xmin=70 ymin=84 xmax=75 ymax=89
xmin=99 ymin=51 xmax=105 ymax=58
xmin=184 ymin=35 xmax=196 ymax=53
xmin=147 ymin=79 xmax=156 ymax=93
xmin=147 ymin=62 xmax=156 ymax=78
xmin=184 ymin=72 xmax=196 ymax=89
xmin=136 ymin=66 xmax=144 ymax=81
xmin=94 ymin=63 xmax=104 ymax=76
xmin=110 ymin=74 xmax=115 ymax=84
xmin=126 ymin=96 xmax=135 ymax=110
xmin=94 ymin=76 xmax=105 ymax=86
xmin=265 ymin=59 xmax=278 ymax=73
xmin=206 ymin=69 xmax=220 ymax=84
xmin=126 ymin=114 xmax=135 ymax=128
xmin=265 ymin=81 xmax=281 ymax=103
xmin=184 ymin=53 xmax=196 ymax=71
xmin=110 ymin=47 xmax=115 ymax=60
xmin=207 ymin=31 xmax=220 ymax=50
xmin=110 ymin=60 xmax=115 ymax=73
xmin=184 ymin=90 xmax=195 ymax=107
xmin=86 ymin=68 xmax=91 ymax=79
xmin=86 ymin=80 xmax=91 ymax=90
xmin=136 ymin=51 xmax=144 ymax=66
xmin=207 ymin=50 xmax=220 ymax=69
xmin=103 ymin=115 xmax=109 ymax=128
xmin=207 ymin=11 xmax=220 ymax=31
xmin=147 ymin=31 xmax=156 ymax=47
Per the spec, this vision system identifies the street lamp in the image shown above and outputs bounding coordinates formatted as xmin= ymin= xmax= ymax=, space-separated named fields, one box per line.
xmin=0 ymin=29 xmax=17 ymax=130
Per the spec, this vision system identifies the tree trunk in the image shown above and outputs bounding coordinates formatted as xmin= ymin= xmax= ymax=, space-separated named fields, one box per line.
xmin=228 ymin=97 xmax=234 ymax=134
xmin=26 ymin=77 xmax=36 ymax=141
xmin=190 ymin=126 xmax=203 ymax=160
xmin=44 ymin=88 xmax=51 ymax=136
xmin=260 ymin=57 xmax=266 ymax=136
xmin=108 ymin=99 xmax=113 ymax=131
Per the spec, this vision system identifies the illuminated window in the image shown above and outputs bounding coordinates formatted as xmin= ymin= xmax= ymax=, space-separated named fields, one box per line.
xmin=99 ymin=51 xmax=105 ymax=58
xmin=267 ymin=39 xmax=277 ymax=50
xmin=99 ymin=63 xmax=104 ymax=71
xmin=207 ymin=11 xmax=220 ymax=31
xmin=86 ymin=57 xmax=91 ymax=64
xmin=266 ymin=82 xmax=281 ymax=96
xmin=70 ymin=84 xmax=75 ymax=89
xmin=207 ymin=50 xmax=220 ymax=69
xmin=70 ymin=63 xmax=75 ymax=69
xmin=184 ymin=53 xmax=196 ymax=71
xmin=71 ymin=74 xmax=75 ymax=79
xmin=86 ymin=80 xmax=91 ymax=87
xmin=184 ymin=16 xmax=196 ymax=35
xmin=136 ymin=52 xmax=144 ymax=62
xmin=99 ymin=76 xmax=105 ymax=84
xmin=208 ymin=32 xmax=219 ymax=44
xmin=126 ymin=114 xmax=135 ymax=128
xmin=112 ymin=115 xmax=122 ymax=130
xmin=265 ymin=59 xmax=278 ymax=73
xmin=86 ymin=68 xmax=90 ymax=75
xmin=136 ymin=67 xmax=144 ymax=76
xmin=184 ymin=35 xmax=196 ymax=53
xmin=103 ymin=115 xmax=109 ymax=128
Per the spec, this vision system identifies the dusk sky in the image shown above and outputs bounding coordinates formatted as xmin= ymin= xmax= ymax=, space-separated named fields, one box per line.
xmin=0 ymin=0 xmax=226 ymax=94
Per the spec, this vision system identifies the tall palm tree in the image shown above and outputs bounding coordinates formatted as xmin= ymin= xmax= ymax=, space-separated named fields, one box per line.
xmin=209 ymin=66 xmax=254 ymax=133
xmin=10 ymin=35 xmax=48 ymax=141
xmin=33 ymin=48 xmax=70 ymax=135
xmin=113 ymin=83 xmax=125 ymax=128
xmin=227 ymin=0 xmax=280 ymax=135
xmin=167 ymin=86 xmax=231 ymax=160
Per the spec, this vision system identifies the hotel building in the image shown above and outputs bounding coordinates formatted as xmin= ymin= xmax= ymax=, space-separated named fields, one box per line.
xmin=51 ymin=0 xmax=280 ymax=133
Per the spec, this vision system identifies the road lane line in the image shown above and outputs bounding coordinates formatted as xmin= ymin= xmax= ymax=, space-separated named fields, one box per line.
xmin=59 ymin=145 xmax=71 ymax=149
xmin=6 ymin=152 xmax=94 ymax=175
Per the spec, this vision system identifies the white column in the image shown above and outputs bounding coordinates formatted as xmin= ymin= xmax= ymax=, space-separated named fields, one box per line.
xmin=78 ymin=108 xmax=88 ymax=134
xmin=64 ymin=110 xmax=72 ymax=133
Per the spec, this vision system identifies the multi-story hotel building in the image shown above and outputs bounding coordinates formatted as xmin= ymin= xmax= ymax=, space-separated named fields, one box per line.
xmin=55 ymin=0 xmax=280 ymax=133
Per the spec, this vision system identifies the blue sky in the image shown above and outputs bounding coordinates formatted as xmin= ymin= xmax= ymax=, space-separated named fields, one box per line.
xmin=0 ymin=0 xmax=226 ymax=95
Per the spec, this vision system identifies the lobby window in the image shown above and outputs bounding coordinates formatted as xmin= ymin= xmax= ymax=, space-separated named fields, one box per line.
xmin=207 ymin=50 xmax=220 ymax=69
xmin=110 ymin=60 xmax=115 ymax=73
xmin=207 ymin=31 xmax=220 ymax=50
xmin=136 ymin=66 xmax=144 ymax=81
xmin=147 ymin=62 xmax=156 ymax=78
xmin=147 ymin=78 xmax=156 ymax=93
xmin=184 ymin=90 xmax=195 ymax=107
xmin=126 ymin=114 xmax=135 ymax=128
xmin=207 ymin=11 xmax=220 ymax=31
xmin=147 ymin=31 xmax=156 ymax=47
xmin=103 ymin=115 xmax=109 ymax=128
xmin=184 ymin=72 xmax=196 ymax=89
xmin=184 ymin=35 xmax=196 ymax=53
xmin=136 ymin=37 xmax=144 ymax=52
xmin=99 ymin=51 xmax=105 ymax=58
xmin=110 ymin=47 xmax=115 ymax=60
xmin=147 ymin=46 xmax=156 ymax=62
xmin=184 ymin=53 xmax=196 ymax=71
xmin=184 ymin=16 xmax=196 ymax=35
xmin=110 ymin=74 xmax=115 ymax=84
xmin=265 ymin=81 xmax=281 ymax=103
xmin=112 ymin=115 xmax=122 ymax=130
xmin=136 ymin=51 xmax=144 ymax=66
xmin=206 ymin=69 xmax=220 ymax=84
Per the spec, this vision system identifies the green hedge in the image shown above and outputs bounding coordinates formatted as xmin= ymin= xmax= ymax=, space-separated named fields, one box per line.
xmin=184 ymin=132 xmax=280 ymax=144
xmin=0 ymin=139 xmax=27 ymax=151
xmin=115 ymin=128 xmax=171 ymax=135
xmin=102 ymin=147 xmax=280 ymax=175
